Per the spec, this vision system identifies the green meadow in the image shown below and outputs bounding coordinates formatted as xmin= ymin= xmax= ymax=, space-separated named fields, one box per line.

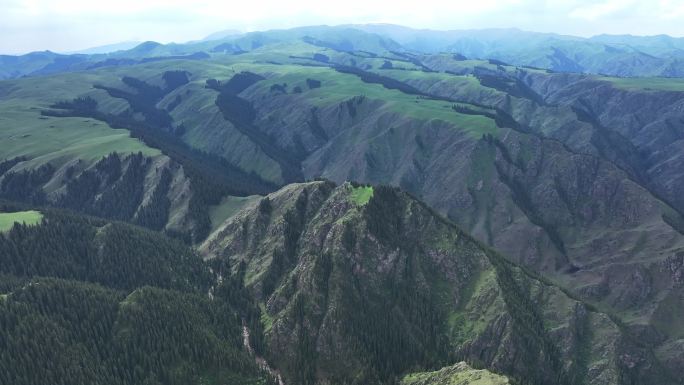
xmin=0 ymin=210 xmax=43 ymax=232
xmin=599 ymin=76 xmax=684 ymax=92
xmin=0 ymin=72 xmax=159 ymax=170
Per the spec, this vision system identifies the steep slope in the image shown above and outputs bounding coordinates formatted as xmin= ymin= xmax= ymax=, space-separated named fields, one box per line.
xmin=334 ymin=59 xmax=684 ymax=335
xmin=3 ymin=45 xmax=684 ymax=380
xmin=193 ymin=56 xmax=684 ymax=351
xmin=4 ymin=51 xmax=683 ymax=362
xmin=377 ymin=61 xmax=684 ymax=335
xmin=202 ymin=181 xmax=674 ymax=385
xmin=0 ymin=66 xmax=277 ymax=241
xmin=1 ymin=152 xmax=189 ymax=231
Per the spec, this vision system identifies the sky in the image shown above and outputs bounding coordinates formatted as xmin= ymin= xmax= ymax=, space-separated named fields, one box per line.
xmin=2 ymin=0 xmax=684 ymax=55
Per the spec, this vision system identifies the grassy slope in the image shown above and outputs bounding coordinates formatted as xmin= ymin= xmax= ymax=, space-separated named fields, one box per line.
xmin=0 ymin=58 xmax=256 ymax=169
xmin=209 ymin=195 xmax=261 ymax=233
xmin=349 ymin=185 xmax=374 ymax=205
xmin=597 ymin=76 xmax=684 ymax=91
xmin=401 ymin=362 xmax=510 ymax=385
xmin=0 ymin=72 xmax=159 ymax=169
xmin=236 ymin=62 xmax=498 ymax=138
xmin=165 ymin=79 xmax=284 ymax=184
xmin=0 ymin=42 xmax=500 ymax=179
xmin=0 ymin=210 xmax=42 ymax=232
xmin=2 ymin=39 xmax=680 ymax=178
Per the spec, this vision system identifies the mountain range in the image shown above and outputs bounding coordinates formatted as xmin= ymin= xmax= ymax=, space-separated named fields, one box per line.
xmin=2 ymin=24 xmax=684 ymax=79
xmin=1 ymin=23 xmax=683 ymax=385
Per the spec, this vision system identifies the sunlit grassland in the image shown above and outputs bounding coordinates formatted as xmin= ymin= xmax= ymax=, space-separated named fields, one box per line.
xmin=599 ymin=76 xmax=684 ymax=92
xmin=208 ymin=195 xmax=261 ymax=232
xmin=241 ymin=63 xmax=499 ymax=138
xmin=0 ymin=210 xmax=43 ymax=232
xmin=349 ymin=185 xmax=374 ymax=205
xmin=0 ymin=71 xmax=159 ymax=169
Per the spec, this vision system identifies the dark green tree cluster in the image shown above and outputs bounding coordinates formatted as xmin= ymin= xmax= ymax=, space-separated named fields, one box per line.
xmin=265 ymin=239 xmax=451 ymax=385
xmin=0 ymin=212 xmax=208 ymax=291
xmin=208 ymin=72 xmax=304 ymax=183
xmin=306 ymin=78 xmax=322 ymax=89
xmin=0 ymin=157 xmax=26 ymax=175
xmin=162 ymin=70 xmax=191 ymax=91
xmin=205 ymin=71 xmax=265 ymax=94
xmin=93 ymin=153 xmax=146 ymax=220
xmin=334 ymin=65 xmax=425 ymax=95
xmin=0 ymin=163 xmax=54 ymax=204
xmin=364 ymin=185 xmax=405 ymax=245
xmin=0 ymin=278 xmax=270 ymax=385
xmin=58 ymin=152 xmax=146 ymax=222
xmin=94 ymin=76 xmax=173 ymax=129
xmin=216 ymin=91 xmax=258 ymax=125
xmin=486 ymin=251 xmax=571 ymax=385
xmin=134 ymin=168 xmax=172 ymax=230
xmin=42 ymin=79 xmax=279 ymax=242
xmin=0 ymin=210 xmax=275 ymax=385
xmin=51 ymin=96 xmax=98 ymax=115
xmin=312 ymin=53 xmax=329 ymax=63
xmin=211 ymin=259 xmax=268 ymax=356
xmin=261 ymin=190 xmax=309 ymax=297
xmin=452 ymin=104 xmax=520 ymax=130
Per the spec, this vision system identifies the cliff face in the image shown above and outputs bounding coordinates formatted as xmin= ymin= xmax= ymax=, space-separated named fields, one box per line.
xmin=521 ymin=72 xmax=684 ymax=215
xmin=0 ymin=152 xmax=201 ymax=237
xmin=22 ymin=60 xmax=682 ymax=323
xmin=202 ymin=181 xmax=675 ymax=385
xmin=288 ymin=64 xmax=684 ymax=363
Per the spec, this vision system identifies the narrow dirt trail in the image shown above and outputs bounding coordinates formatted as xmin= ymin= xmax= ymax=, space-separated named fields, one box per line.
xmin=242 ymin=324 xmax=284 ymax=385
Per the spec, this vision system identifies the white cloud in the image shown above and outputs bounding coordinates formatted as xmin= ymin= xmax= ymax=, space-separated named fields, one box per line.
xmin=657 ymin=0 xmax=684 ymax=19
xmin=569 ymin=0 xmax=634 ymax=20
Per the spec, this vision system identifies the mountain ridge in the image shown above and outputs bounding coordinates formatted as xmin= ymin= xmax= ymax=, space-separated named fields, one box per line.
xmin=200 ymin=180 xmax=671 ymax=384
xmin=2 ymin=24 xmax=684 ymax=79
xmin=1 ymin=36 xmax=684 ymax=384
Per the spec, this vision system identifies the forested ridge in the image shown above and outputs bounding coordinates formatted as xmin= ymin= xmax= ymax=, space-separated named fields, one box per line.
xmin=198 ymin=181 xmax=674 ymax=385
xmin=0 ymin=178 xmax=676 ymax=385
xmin=0 ymin=208 xmax=276 ymax=385
xmin=33 ymin=71 xmax=279 ymax=242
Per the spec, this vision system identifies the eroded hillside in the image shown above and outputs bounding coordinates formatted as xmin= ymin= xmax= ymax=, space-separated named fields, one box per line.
xmin=201 ymin=181 xmax=671 ymax=385
xmin=1 ymin=37 xmax=684 ymax=384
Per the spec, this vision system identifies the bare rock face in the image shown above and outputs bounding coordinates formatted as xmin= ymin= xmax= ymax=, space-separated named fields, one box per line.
xmin=143 ymin=65 xmax=684 ymax=367
xmin=202 ymin=181 xmax=674 ymax=385
xmin=0 ymin=152 xmax=201 ymax=236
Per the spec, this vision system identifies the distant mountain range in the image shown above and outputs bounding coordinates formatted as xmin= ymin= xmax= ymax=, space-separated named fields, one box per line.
xmin=1 ymin=24 xmax=684 ymax=79
xmin=66 ymin=41 xmax=142 ymax=55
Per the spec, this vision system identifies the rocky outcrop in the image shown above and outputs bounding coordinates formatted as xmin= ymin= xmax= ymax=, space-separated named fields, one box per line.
xmin=400 ymin=361 xmax=510 ymax=385
xmin=202 ymin=181 xmax=671 ymax=385
xmin=0 ymin=152 xmax=198 ymax=237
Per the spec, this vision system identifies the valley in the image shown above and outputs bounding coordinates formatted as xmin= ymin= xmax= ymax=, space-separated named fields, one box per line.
xmin=0 ymin=23 xmax=683 ymax=385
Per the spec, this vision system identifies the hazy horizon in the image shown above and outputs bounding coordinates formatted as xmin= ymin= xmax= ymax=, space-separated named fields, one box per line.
xmin=3 ymin=0 xmax=684 ymax=55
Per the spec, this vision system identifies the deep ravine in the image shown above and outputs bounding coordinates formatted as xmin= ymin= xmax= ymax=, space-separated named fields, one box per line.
xmin=242 ymin=323 xmax=285 ymax=385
